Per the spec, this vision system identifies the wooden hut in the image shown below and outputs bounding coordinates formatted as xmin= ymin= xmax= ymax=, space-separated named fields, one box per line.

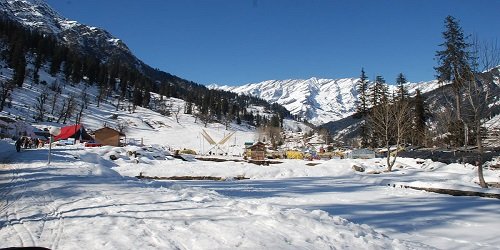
xmin=94 ymin=127 xmax=125 ymax=147
xmin=247 ymin=141 xmax=266 ymax=161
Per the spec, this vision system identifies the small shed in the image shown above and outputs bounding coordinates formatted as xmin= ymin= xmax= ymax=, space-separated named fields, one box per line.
xmin=247 ymin=141 xmax=266 ymax=161
xmin=347 ymin=148 xmax=376 ymax=159
xmin=94 ymin=127 xmax=125 ymax=147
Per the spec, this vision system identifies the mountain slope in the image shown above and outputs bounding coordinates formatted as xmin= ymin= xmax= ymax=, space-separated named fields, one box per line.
xmin=0 ymin=0 xmax=291 ymax=126
xmin=0 ymin=0 xmax=136 ymax=64
xmin=322 ymin=66 xmax=500 ymax=145
xmin=214 ymin=77 xmax=440 ymax=125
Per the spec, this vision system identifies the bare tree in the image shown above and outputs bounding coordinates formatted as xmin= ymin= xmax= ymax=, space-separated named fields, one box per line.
xmin=199 ymin=112 xmax=212 ymax=127
xmin=76 ymin=86 xmax=90 ymax=124
xmin=116 ymin=119 xmax=129 ymax=134
xmin=56 ymin=99 xmax=67 ymax=123
xmin=56 ymin=95 xmax=76 ymax=124
xmin=432 ymin=106 xmax=455 ymax=147
xmin=267 ymin=126 xmax=283 ymax=150
xmin=462 ymin=37 xmax=500 ymax=188
xmin=172 ymin=105 xmax=182 ymax=123
xmin=50 ymin=87 xmax=60 ymax=115
xmin=62 ymin=95 xmax=76 ymax=124
xmin=370 ymin=97 xmax=413 ymax=171
xmin=96 ymin=84 xmax=107 ymax=108
xmin=34 ymin=90 xmax=48 ymax=121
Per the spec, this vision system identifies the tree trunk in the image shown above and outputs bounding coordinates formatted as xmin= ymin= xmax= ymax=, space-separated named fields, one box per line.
xmin=116 ymin=97 xmax=120 ymax=111
xmin=476 ymin=119 xmax=488 ymax=188
xmin=455 ymin=91 xmax=468 ymax=146
xmin=386 ymin=142 xmax=393 ymax=172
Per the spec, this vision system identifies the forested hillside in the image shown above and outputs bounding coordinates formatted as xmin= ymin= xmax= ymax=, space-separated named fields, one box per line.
xmin=0 ymin=17 xmax=290 ymax=127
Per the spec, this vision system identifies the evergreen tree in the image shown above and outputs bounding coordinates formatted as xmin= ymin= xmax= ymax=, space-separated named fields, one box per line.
xmin=0 ymin=79 xmax=15 ymax=112
xmin=356 ymin=68 xmax=369 ymax=114
xmin=435 ymin=16 xmax=472 ymax=146
xmin=10 ymin=38 xmax=27 ymax=88
xmin=368 ymin=75 xmax=389 ymax=147
xmin=413 ymin=89 xmax=427 ymax=146
xmin=356 ymin=68 xmax=370 ymax=147
xmin=33 ymin=52 xmax=43 ymax=84
xmin=395 ymin=73 xmax=409 ymax=101
xmin=370 ymin=75 xmax=388 ymax=108
xmin=12 ymin=54 xmax=26 ymax=88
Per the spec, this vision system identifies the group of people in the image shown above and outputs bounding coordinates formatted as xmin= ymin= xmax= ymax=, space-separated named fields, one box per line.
xmin=15 ymin=136 xmax=44 ymax=152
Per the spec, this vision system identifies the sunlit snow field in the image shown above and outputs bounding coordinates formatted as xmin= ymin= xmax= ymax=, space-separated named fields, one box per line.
xmin=1 ymin=139 xmax=499 ymax=249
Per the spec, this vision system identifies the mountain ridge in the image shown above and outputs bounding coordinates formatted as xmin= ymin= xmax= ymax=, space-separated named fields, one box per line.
xmin=0 ymin=0 xmax=292 ymax=123
xmin=211 ymin=77 xmax=440 ymax=125
xmin=0 ymin=0 xmax=134 ymax=62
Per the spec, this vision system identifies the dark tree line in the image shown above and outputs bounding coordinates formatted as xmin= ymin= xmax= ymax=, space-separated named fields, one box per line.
xmin=0 ymin=17 xmax=290 ymax=123
xmin=355 ymin=69 xmax=428 ymax=150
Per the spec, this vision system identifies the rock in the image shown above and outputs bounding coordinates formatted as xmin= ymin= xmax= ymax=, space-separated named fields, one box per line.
xmin=352 ymin=165 xmax=365 ymax=172
xmin=109 ymin=155 xmax=118 ymax=161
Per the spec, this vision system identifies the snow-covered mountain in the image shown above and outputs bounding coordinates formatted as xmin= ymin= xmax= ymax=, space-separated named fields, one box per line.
xmin=0 ymin=0 xmax=135 ymax=64
xmin=213 ymin=78 xmax=440 ymax=125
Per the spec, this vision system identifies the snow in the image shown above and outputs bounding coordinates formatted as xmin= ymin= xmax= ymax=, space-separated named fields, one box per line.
xmin=1 ymin=137 xmax=499 ymax=249
xmin=1 ymin=140 xmax=437 ymax=249
xmin=212 ymin=77 xmax=441 ymax=125
xmin=1 ymin=55 xmax=499 ymax=249
xmin=1 ymin=4 xmax=500 ymax=248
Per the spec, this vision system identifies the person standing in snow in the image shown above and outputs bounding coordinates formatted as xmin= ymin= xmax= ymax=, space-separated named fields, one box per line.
xmin=23 ymin=137 xmax=29 ymax=149
xmin=15 ymin=137 xmax=23 ymax=152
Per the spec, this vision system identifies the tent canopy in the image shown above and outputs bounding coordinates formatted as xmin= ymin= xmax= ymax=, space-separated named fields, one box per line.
xmin=53 ymin=124 xmax=93 ymax=141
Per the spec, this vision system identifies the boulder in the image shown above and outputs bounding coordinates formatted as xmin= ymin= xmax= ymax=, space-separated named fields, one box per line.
xmin=352 ymin=165 xmax=365 ymax=172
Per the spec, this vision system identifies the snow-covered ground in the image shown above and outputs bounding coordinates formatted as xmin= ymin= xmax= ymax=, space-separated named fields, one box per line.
xmin=1 ymin=139 xmax=499 ymax=249
xmin=1 ymin=48 xmax=500 ymax=249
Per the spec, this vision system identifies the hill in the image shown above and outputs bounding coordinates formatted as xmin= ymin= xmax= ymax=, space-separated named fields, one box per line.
xmin=0 ymin=0 xmax=290 ymax=128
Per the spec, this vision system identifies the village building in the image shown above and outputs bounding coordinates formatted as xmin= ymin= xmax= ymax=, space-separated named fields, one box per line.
xmin=245 ymin=141 xmax=267 ymax=161
xmin=93 ymin=127 xmax=126 ymax=147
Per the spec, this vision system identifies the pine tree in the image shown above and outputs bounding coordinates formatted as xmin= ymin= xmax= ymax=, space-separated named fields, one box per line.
xmin=10 ymin=39 xmax=27 ymax=88
xmin=356 ymin=68 xmax=370 ymax=147
xmin=368 ymin=75 xmax=389 ymax=148
xmin=370 ymin=75 xmax=388 ymax=108
xmin=356 ymin=68 xmax=369 ymax=115
xmin=12 ymin=52 xmax=26 ymax=88
xmin=395 ymin=73 xmax=409 ymax=102
xmin=0 ymin=79 xmax=15 ymax=112
xmin=413 ymin=89 xmax=427 ymax=146
xmin=435 ymin=15 xmax=472 ymax=146
xmin=33 ymin=52 xmax=43 ymax=84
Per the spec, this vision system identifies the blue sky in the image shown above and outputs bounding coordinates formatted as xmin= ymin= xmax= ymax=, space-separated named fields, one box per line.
xmin=45 ymin=0 xmax=500 ymax=86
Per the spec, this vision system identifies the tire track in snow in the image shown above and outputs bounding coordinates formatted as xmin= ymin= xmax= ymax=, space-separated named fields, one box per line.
xmin=1 ymin=170 xmax=37 ymax=246
xmin=0 ymin=158 xmax=18 ymax=215
xmin=1 ymin=150 xmax=67 ymax=249
xmin=29 ymin=192 xmax=64 ymax=250
xmin=11 ymin=198 xmax=37 ymax=247
xmin=1 ymin=156 xmax=59 ymax=248
xmin=48 ymin=197 xmax=64 ymax=250
xmin=1 ymin=158 xmax=28 ymax=247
